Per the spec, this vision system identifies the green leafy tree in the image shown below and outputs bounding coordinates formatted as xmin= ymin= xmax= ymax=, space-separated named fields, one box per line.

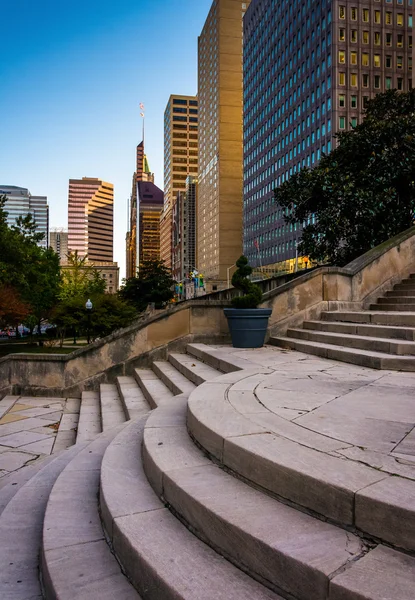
xmin=119 ymin=259 xmax=175 ymax=312
xmin=87 ymin=294 xmax=137 ymax=339
xmin=275 ymin=89 xmax=415 ymax=266
xmin=231 ymin=256 xmax=263 ymax=309
xmin=59 ymin=251 xmax=106 ymax=300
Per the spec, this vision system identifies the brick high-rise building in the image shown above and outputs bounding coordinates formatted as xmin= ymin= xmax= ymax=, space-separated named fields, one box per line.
xmin=68 ymin=177 xmax=114 ymax=262
xmin=197 ymin=0 xmax=250 ymax=291
xmin=160 ymin=94 xmax=198 ymax=270
xmin=0 ymin=185 xmax=49 ymax=248
xmin=243 ymin=0 xmax=413 ymax=272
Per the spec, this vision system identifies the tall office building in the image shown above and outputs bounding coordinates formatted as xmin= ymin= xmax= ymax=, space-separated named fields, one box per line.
xmin=243 ymin=0 xmax=413 ymax=272
xmin=0 ymin=185 xmax=49 ymax=248
xmin=126 ymin=141 xmax=156 ymax=278
xmin=161 ymin=94 xmax=198 ymax=270
xmin=137 ymin=181 xmax=164 ymax=265
xmin=172 ymin=176 xmax=198 ymax=283
xmin=49 ymin=229 xmax=68 ymax=261
xmin=197 ymin=0 xmax=250 ymax=291
xmin=68 ymin=177 xmax=114 ymax=261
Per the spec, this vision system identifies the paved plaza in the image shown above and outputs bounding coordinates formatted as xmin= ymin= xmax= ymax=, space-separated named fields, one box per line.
xmin=0 ymin=396 xmax=80 ymax=479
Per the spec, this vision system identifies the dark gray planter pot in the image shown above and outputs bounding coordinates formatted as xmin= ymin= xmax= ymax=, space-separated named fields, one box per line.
xmin=224 ymin=308 xmax=272 ymax=348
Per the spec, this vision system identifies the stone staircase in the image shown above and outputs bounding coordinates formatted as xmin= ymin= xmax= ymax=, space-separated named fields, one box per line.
xmin=0 ymin=343 xmax=414 ymax=599
xmin=271 ymin=273 xmax=415 ymax=370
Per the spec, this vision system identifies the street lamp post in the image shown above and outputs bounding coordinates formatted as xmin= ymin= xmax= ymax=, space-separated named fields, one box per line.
xmin=85 ymin=299 xmax=93 ymax=345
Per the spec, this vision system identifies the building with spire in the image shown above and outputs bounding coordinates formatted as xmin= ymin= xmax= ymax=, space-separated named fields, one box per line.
xmin=126 ymin=139 xmax=163 ymax=278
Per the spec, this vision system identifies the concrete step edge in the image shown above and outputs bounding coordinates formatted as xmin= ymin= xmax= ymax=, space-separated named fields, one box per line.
xmin=0 ymin=442 xmax=88 ymax=599
xmin=186 ymin=342 xmax=246 ymax=373
xmin=143 ymin=402 xmax=415 ymax=600
xmin=77 ymin=390 xmax=102 ymax=444
xmin=99 ymin=383 xmax=128 ymax=431
xmin=42 ymin=424 xmax=139 ymax=600
xmin=115 ymin=376 xmax=150 ymax=420
xmin=168 ymin=352 xmax=223 ymax=386
xmin=133 ymin=368 xmax=174 ymax=408
xmin=304 ymin=320 xmax=415 ymax=340
xmin=287 ymin=328 xmax=415 ymax=354
xmin=152 ymin=360 xmax=196 ymax=396
xmin=269 ymin=336 xmax=415 ymax=370
xmin=100 ymin=414 xmax=281 ymax=600
xmin=187 ymin=379 xmax=415 ymax=553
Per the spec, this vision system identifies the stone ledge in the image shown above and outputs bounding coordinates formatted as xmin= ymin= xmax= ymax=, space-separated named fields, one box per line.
xmin=187 ymin=370 xmax=415 ymax=550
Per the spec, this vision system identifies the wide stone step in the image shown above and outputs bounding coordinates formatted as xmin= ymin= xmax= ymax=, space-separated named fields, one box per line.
xmin=370 ymin=304 xmax=415 ymax=312
xmin=186 ymin=342 xmax=248 ymax=372
xmin=287 ymin=328 xmax=415 ymax=355
xmin=116 ymin=376 xmax=150 ymax=420
xmin=100 ymin=415 xmax=280 ymax=600
xmin=100 ymin=384 xmax=127 ymax=431
xmin=321 ymin=310 xmax=415 ymax=327
xmin=303 ymin=319 xmax=415 ymax=341
xmin=77 ymin=391 xmax=102 ymax=443
xmin=143 ymin=400 xmax=415 ymax=600
xmin=42 ymin=424 xmax=139 ymax=600
xmin=134 ymin=368 xmax=175 ymax=408
xmin=0 ymin=442 xmax=87 ymax=599
xmin=269 ymin=336 xmax=415 ymax=370
xmin=378 ymin=296 xmax=415 ymax=304
xmin=168 ymin=353 xmax=223 ymax=385
xmin=387 ymin=289 xmax=415 ymax=297
xmin=152 ymin=360 xmax=196 ymax=396
xmin=394 ymin=282 xmax=415 ymax=291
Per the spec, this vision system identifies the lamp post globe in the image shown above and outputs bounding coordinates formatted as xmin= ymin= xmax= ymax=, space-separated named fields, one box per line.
xmin=85 ymin=299 xmax=93 ymax=344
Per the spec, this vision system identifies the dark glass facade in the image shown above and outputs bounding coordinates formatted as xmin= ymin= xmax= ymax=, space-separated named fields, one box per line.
xmin=243 ymin=0 xmax=413 ymax=270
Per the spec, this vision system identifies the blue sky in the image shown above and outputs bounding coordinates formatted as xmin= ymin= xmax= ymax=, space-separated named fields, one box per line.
xmin=0 ymin=0 xmax=212 ymax=278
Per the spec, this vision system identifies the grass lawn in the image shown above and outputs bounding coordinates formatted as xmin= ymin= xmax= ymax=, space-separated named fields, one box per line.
xmin=0 ymin=343 xmax=76 ymax=358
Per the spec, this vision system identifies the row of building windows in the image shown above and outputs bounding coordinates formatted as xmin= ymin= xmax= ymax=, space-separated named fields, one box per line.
xmin=339 ymin=6 xmax=408 ymax=25
xmin=339 ymin=50 xmax=412 ymax=68
xmin=339 ymin=28 xmax=412 ymax=46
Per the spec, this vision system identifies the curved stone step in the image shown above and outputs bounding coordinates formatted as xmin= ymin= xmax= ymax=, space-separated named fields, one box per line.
xmin=100 ymin=413 xmax=281 ymax=600
xmin=286 ymin=328 xmax=415 ymax=355
xmin=77 ymin=391 xmax=102 ymax=443
xmin=269 ymin=336 xmax=415 ymax=371
xmin=168 ymin=353 xmax=223 ymax=385
xmin=142 ymin=401 xmax=414 ymax=600
xmin=116 ymin=376 xmax=150 ymax=420
xmin=186 ymin=343 xmax=246 ymax=372
xmin=0 ymin=442 xmax=87 ymax=600
xmin=100 ymin=383 xmax=127 ymax=430
xmin=303 ymin=320 xmax=415 ymax=341
xmin=187 ymin=373 xmax=415 ymax=552
xmin=152 ymin=360 xmax=196 ymax=396
xmin=42 ymin=424 xmax=139 ymax=600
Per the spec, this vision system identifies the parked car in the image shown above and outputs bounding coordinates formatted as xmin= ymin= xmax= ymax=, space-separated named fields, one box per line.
xmin=0 ymin=330 xmax=8 ymax=338
xmin=7 ymin=330 xmax=16 ymax=338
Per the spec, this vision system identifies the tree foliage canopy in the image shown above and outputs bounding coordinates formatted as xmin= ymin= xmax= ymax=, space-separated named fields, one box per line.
xmin=275 ymin=90 xmax=415 ymax=266
xmin=119 ymin=259 xmax=175 ymax=312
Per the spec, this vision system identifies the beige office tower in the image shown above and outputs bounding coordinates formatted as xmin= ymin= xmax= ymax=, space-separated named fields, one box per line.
xmin=49 ymin=229 xmax=68 ymax=261
xmin=161 ymin=94 xmax=198 ymax=270
xmin=68 ymin=177 xmax=114 ymax=262
xmin=197 ymin=0 xmax=250 ymax=291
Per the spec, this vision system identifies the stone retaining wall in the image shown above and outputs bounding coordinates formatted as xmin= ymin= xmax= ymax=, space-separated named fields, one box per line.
xmin=1 ymin=226 xmax=414 ymax=398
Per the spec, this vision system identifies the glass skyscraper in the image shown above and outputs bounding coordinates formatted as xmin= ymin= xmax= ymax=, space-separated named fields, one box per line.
xmin=0 ymin=185 xmax=49 ymax=248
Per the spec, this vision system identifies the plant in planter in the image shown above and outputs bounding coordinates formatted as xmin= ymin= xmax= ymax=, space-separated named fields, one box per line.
xmin=224 ymin=256 xmax=272 ymax=348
